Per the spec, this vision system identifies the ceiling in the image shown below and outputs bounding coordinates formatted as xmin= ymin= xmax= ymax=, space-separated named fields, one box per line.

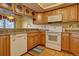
xmin=22 ymin=3 xmax=75 ymax=12
xmin=37 ymin=3 xmax=63 ymax=9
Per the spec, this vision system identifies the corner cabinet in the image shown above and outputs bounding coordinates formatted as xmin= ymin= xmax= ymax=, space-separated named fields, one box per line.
xmin=33 ymin=13 xmax=48 ymax=24
xmin=27 ymin=32 xmax=46 ymax=50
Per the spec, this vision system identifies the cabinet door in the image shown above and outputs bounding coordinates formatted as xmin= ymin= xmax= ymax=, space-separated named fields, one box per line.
xmin=34 ymin=13 xmax=43 ymax=24
xmin=33 ymin=13 xmax=48 ymax=24
xmin=62 ymin=6 xmax=70 ymax=22
xmin=69 ymin=4 xmax=77 ymax=21
xmin=52 ymin=9 xmax=62 ymax=15
xmin=61 ymin=32 xmax=70 ymax=51
xmin=70 ymin=35 xmax=79 ymax=55
xmin=62 ymin=4 xmax=77 ymax=22
xmin=33 ymin=35 xmax=39 ymax=47
xmin=39 ymin=32 xmax=45 ymax=46
xmin=43 ymin=12 xmax=48 ymax=24
xmin=27 ymin=36 xmax=34 ymax=50
xmin=0 ymin=35 xmax=10 ymax=56
xmin=15 ymin=4 xmax=24 ymax=15
xmin=77 ymin=4 xmax=79 ymax=21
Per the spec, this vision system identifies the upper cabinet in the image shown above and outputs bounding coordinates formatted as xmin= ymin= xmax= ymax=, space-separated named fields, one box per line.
xmin=33 ymin=12 xmax=48 ymax=24
xmin=52 ymin=9 xmax=62 ymax=15
xmin=12 ymin=4 xmax=33 ymax=16
xmin=24 ymin=7 xmax=32 ymax=16
xmin=46 ymin=4 xmax=78 ymax=22
xmin=62 ymin=4 xmax=77 ymax=22
xmin=15 ymin=4 xmax=24 ymax=15
xmin=77 ymin=4 xmax=79 ymax=21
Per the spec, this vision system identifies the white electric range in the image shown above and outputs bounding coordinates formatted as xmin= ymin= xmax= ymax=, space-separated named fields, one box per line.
xmin=46 ymin=26 xmax=62 ymax=51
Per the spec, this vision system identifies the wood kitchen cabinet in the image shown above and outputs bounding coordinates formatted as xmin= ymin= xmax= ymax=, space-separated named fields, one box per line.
xmin=46 ymin=4 xmax=78 ymax=22
xmin=27 ymin=32 xmax=40 ymax=50
xmin=52 ymin=9 xmax=62 ymax=15
xmin=27 ymin=32 xmax=46 ymax=50
xmin=27 ymin=36 xmax=34 ymax=50
xmin=77 ymin=4 xmax=79 ymax=21
xmin=0 ymin=35 xmax=10 ymax=56
xmin=33 ymin=13 xmax=48 ymax=24
xmin=62 ymin=4 xmax=77 ymax=22
xmin=70 ymin=34 xmax=79 ymax=55
xmin=24 ymin=7 xmax=32 ymax=16
xmin=14 ymin=4 xmax=24 ymax=15
xmin=61 ymin=32 xmax=70 ymax=51
xmin=39 ymin=32 xmax=46 ymax=46
xmin=0 ymin=33 xmax=27 ymax=56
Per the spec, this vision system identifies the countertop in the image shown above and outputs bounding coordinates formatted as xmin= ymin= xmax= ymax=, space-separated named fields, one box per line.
xmin=62 ymin=28 xmax=79 ymax=33
xmin=0 ymin=28 xmax=47 ymax=35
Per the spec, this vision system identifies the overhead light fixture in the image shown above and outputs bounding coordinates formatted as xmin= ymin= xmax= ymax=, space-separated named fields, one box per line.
xmin=7 ymin=16 xmax=14 ymax=20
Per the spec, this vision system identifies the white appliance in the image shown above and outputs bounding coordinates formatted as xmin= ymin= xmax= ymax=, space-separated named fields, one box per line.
xmin=46 ymin=26 xmax=62 ymax=51
xmin=46 ymin=32 xmax=61 ymax=51
xmin=48 ymin=14 xmax=62 ymax=22
xmin=10 ymin=33 xmax=27 ymax=56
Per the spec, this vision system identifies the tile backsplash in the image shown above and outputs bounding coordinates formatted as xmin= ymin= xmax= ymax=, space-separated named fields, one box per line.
xmin=62 ymin=22 xmax=79 ymax=28
xmin=21 ymin=16 xmax=79 ymax=31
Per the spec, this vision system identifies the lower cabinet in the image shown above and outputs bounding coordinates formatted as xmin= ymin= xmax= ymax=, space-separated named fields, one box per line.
xmin=27 ymin=32 xmax=46 ymax=50
xmin=62 ymin=32 xmax=79 ymax=55
xmin=0 ymin=33 xmax=27 ymax=56
xmin=0 ymin=32 xmax=46 ymax=55
xmin=27 ymin=32 xmax=40 ymax=50
xmin=70 ymin=34 xmax=79 ymax=55
xmin=61 ymin=32 xmax=70 ymax=51
xmin=0 ymin=35 xmax=10 ymax=56
xmin=39 ymin=32 xmax=45 ymax=46
xmin=27 ymin=36 xmax=35 ymax=50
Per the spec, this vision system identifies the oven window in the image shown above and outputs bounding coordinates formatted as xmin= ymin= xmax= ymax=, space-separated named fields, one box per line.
xmin=48 ymin=35 xmax=57 ymax=41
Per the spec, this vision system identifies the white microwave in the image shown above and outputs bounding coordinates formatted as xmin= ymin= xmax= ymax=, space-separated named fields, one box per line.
xmin=48 ymin=14 xmax=62 ymax=22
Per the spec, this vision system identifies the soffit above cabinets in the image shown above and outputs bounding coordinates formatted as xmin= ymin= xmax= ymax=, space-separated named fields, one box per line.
xmin=37 ymin=3 xmax=64 ymax=9
xmin=22 ymin=3 xmax=75 ymax=12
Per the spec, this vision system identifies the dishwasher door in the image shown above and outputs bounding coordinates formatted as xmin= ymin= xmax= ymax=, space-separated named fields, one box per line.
xmin=10 ymin=33 xmax=27 ymax=56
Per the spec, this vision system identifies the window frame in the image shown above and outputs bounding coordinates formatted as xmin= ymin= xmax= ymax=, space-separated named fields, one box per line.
xmin=0 ymin=15 xmax=15 ymax=28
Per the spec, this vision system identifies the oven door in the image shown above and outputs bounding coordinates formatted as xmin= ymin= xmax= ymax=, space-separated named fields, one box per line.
xmin=46 ymin=32 xmax=61 ymax=44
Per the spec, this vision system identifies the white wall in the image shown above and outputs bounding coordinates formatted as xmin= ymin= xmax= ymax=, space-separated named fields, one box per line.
xmin=22 ymin=16 xmax=33 ymax=28
xmin=21 ymin=16 xmax=48 ymax=29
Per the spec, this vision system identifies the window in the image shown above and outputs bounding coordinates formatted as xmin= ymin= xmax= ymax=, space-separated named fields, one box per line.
xmin=5 ymin=19 xmax=15 ymax=28
xmin=0 ymin=15 xmax=15 ymax=28
xmin=0 ymin=20 xmax=4 ymax=28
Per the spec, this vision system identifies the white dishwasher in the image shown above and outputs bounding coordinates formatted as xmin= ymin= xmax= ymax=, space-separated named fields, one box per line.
xmin=10 ymin=33 xmax=27 ymax=56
